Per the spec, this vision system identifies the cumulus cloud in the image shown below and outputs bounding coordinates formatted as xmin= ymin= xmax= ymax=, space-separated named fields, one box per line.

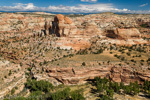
xmin=0 ymin=3 xmax=149 ymax=14
xmin=0 ymin=3 xmax=127 ymax=13
xmin=0 ymin=3 xmax=37 ymax=11
xmin=139 ymin=3 xmax=148 ymax=7
xmin=48 ymin=3 xmax=121 ymax=13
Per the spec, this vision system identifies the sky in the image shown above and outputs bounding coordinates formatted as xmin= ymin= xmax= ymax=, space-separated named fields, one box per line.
xmin=0 ymin=0 xmax=150 ymax=14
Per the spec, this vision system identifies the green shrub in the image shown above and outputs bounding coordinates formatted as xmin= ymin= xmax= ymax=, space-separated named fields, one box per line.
xmin=82 ymin=62 xmax=86 ymax=66
xmin=127 ymin=52 xmax=131 ymax=56
xmin=9 ymin=96 xmax=26 ymax=100
xmin=100 ymin=95 xmax=113 ymax=100
xmin=51 ymin=88 xmax=70 ymax=100
xmin=25 ymin=79 xmax=54 ymax=93
xmin=110 ymin=52 xmax=113 ymax=54
xmin=71 ymin=90 xmax=85 ymax=100
xmin=9 ymin=70 xmax=12 ymax=76
xmin=27 ymin=67 xmax=32 ymax=71
xmin=27 ymin=91 xmax=43 ymax=100
xmin=15 ymin=86 xmax=18 ymax=90
xmin=11 ymin=88 xmax=15 ymax=95
xmin=140 ymin=24 xmax=149 ymax=28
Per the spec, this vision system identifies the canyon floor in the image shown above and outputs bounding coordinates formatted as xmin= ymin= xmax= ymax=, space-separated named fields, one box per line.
xmin=0 ymin=12 xmax=150 ymax=100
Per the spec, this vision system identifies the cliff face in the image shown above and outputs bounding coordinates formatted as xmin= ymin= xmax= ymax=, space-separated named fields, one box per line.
xmin=45 ymin=66 xmax=111 ymax=85
xmin=105 ymin=28 xmax=141 ymax=39
xmin=110 ymin=66 xmax=150 ymax=84
xmin=32 ymin=65 xmax=150 ymax=85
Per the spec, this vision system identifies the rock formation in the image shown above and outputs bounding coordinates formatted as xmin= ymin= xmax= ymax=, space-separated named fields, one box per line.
xmin=45 ymin=66 xmax=111 ymax=85
xmin=32 ymin=65 xmax=150 ymax=85
xmin=0 ymin=13 xmax=149 ymax=48
xmin=43 ymin=14 xmax=73 ymax=37
xmin=105 ymin=28 xmax=141 ymax=39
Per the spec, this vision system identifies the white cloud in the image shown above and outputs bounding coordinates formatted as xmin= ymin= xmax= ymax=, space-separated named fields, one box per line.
xmin=81 ymin=0 xmax=97 ymax=2
xmin=139 ymin=3 xmax=148 ymax=7
xmin=0 ymin=3 xmax=149 ymax=14
xmin=0 ymin=3 xmax=126 ymax=13
xmin=0 ymin=3 xmax=37 ymax=11
xmin=24 ymin=3 xmax=35 ymax=10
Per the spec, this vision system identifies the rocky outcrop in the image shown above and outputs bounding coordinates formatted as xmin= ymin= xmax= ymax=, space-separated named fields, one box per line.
xmin=45 ymin=66 xmax=111 ymax=85
xmin=42 ymin=14 xmax=74 ymax=37
xmin=105 ymin=28 xmax=141 ymax=39
xmin=110 ymin=66 xmax=150 ymax=85
xmin=117 ymin=28 xmax=141 ymax=39
xmin=38 ymin=65 xmax=150 ymax=85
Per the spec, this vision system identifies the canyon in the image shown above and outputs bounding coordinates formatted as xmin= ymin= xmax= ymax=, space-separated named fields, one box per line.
xmin=0 ymin=12 xmax=150 ymax=99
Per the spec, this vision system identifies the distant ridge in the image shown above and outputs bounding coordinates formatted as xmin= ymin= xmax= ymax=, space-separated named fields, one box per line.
xmin=0 ymin=11 xmax=150 ymax=15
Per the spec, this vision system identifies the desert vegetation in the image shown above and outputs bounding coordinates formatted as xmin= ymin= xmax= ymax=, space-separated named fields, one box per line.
xmin=94 ymin=77 xmax=150 ymax=100
xmin=4 ymin=79 xmax=85 ymax=100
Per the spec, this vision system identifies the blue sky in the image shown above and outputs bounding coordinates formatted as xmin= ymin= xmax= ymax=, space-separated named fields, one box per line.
xmin=0 ymin=0 xmax=150 ymax=13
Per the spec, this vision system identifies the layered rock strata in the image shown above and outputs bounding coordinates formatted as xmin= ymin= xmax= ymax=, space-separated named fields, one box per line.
xmin=32 ymin=65 xmax=150 ymax=85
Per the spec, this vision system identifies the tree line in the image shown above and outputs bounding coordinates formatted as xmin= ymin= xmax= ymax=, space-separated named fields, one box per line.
xmin=94 ymin=77 xmax=150 ymax=100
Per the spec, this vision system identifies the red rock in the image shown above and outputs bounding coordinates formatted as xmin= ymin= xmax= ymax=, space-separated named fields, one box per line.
xmin=64 ymin=17 xmax=72 ymax=24
xmin=55 ymin=14 xmax=64 ymax=23
xmin=38 ymin=65 xmax=150 ymax=85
